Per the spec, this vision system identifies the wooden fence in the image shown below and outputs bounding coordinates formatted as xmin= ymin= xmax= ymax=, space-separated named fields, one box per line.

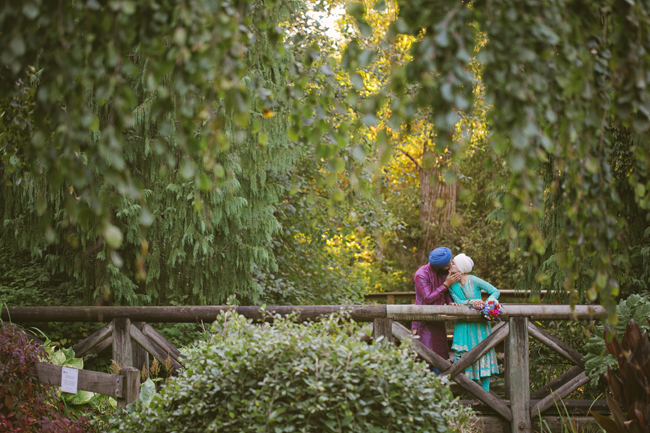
xmin=364 ymin=289 xmax=548 ymax=304
xmin=4 ymin=304 xmax=606 ymax=433
xmin=35 ymin=362 xmax=140 ymax=409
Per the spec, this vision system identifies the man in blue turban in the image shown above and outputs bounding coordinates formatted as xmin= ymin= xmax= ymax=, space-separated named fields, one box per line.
xmin=412 ymin=246 xmax=461 ymax=371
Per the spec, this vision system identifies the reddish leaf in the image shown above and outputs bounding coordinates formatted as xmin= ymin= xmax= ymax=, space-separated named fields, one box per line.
xmin=607 ymin=391 xmax=628 ymax=430
xmin=591 ymin=411 xmax=626 ymax=433
xmin=606 ymin=327 xmax=623 ymax=358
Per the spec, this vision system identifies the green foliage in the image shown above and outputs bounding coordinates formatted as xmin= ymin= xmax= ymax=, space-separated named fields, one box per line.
xmin=0 ymin=246 xmax=65 ymax=306
xmin=0 ymin=0 xmax=357 ymax=306
xmin=108 ymin=312 xmax=471 ymax=432
xmin=385 ymin=0 xmax=650 ymax=313
xmin=529 ymin=320 xmax=602 ymax=399
xmin=590 ymin=319 xmax=650 ymax=433
xmin=584 ymin=294 xmax=650 ymax=386
xmin=258 ymin=180 xmax=408 ymax=305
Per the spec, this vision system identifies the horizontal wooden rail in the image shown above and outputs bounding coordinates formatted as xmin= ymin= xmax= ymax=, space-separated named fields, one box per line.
xmin=2 ymin=304 xmax=606 ymax=323
xmin=1 ymin=305 xmax=385 ymax=323
xmin=386 ymin=305 xmax=605 ymax=321
xmin=35 ymin=362 xmax=140 ymax=409
xmin=365 ymin=290 xmax=549 ymax=304
xmin=35 ymin=362 xmax=124 ymax=398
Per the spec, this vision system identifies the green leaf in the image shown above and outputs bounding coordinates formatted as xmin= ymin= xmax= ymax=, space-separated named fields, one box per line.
xmin=140 ymin=378 xmax=156 ymax=406
xmin=70 ymin=390 xmax=94 ymax=405
xmin=63 ymin=357 xmax=83 ymax=369
xmin=50 ymin=351 xmax=66 ymax=366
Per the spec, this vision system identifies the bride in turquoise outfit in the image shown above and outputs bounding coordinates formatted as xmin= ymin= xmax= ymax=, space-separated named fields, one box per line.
xmin=448 ymin=253 xmax=500 ymax=392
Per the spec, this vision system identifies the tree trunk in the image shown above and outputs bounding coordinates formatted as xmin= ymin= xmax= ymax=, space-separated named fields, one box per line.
xmin=419 ymin=164 xmax=456 ymax=263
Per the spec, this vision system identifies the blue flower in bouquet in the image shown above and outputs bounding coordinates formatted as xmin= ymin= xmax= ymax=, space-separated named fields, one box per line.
xmin=479 ymin=300 xmax=502 ymax=322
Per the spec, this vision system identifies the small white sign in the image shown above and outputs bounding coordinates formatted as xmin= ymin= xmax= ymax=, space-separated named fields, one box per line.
xmin=61 ymin=367 xmax=79 ymax=394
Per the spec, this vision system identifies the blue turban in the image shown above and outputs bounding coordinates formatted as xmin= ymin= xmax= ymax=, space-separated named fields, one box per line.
xmin=428 ymin=247 xmax=452 ymax=268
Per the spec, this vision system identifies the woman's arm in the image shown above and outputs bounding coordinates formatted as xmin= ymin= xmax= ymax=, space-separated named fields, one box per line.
xmin=472 ymin=276 xmax=500 ymax=302
xmin=448 ymin=285 xmax=470 ymax=305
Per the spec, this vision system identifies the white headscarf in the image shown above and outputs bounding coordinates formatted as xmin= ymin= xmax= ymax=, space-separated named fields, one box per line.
xmin=454 ymin=253 xmax=474 ymax=274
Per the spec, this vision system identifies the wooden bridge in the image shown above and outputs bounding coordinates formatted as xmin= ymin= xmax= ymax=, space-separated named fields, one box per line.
xmin=3 ymin=304 xmax=607 ymax=433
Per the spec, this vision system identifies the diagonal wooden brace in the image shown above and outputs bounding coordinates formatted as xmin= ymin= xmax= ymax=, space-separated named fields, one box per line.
xmin=73 ymin=322 xmax=113 ymax=357
xmin=441 ymin=322 xmax=509 ymax=378
xmin=142 ymin=323 xmax=187 ymax=361
xmin=391 ymin=321 xmax=513 ymax=422
xmin=527 ymin=321 xmax=584 ymax=368
xmin=531 ymin=365 xmax=584 ymax=400
xmin=130 ymin=323 xmax=184 ymax=371
xmin=530 ymin=372 xmax=590 ymax=416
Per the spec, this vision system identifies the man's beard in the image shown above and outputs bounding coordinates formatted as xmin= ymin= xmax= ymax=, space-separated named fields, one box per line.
xmin=433 ymin=266 xmax=449 ymax=277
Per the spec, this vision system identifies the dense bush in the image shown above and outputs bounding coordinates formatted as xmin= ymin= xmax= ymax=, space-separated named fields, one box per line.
xmin=109 ymin=312 xmax=471 ymax=432
xmin=584 ymin=294 xmax=650 ymax=385
xmin=0 ymin=323 xmax=92 ymax=432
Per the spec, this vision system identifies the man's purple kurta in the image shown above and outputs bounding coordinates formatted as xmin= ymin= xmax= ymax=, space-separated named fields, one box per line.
xmin=411 ymin=264 xmax=452 ymax=360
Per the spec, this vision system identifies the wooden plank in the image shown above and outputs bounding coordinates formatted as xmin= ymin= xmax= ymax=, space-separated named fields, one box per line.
xmin=130 ymin=323 xmax=183 ymax=371
xmin=527 ymin=322 xmax=584 ymax=367
xmin=112 ymin=318 xmax=133 ymax=368
xmin=386 ymin=305 xmax=606 ymax=322
xmin=3 ymin=304 xmax=606 ymax=323
xmin=117 ymin=367 xmax=140 ymax=409
xmin=359 ymin=324 xmax=373 ymax=343
xmin=35 ymin=362 xmax=123 ymax=398
xmin=391 ymin=321 xmax=450 ymax=369
xmin=509 ymin=317 xmax=531 ymax=433
xmin=73 ymin=322 xmax=113 ymax=357
xmin=461 ymin=399 xmax=609 ymax=415
xmin=2 ymin=305 xmax=387 ymax=323
xmin=391 ymin=321 xmax=513 ymax=421
xmin=531 ymin=365 xmax=584 ymax=400
xmin=474 ymin=415 xmax=598 ymax=433
xmin=504 ymin=337 xmax=510 ymax=399
xmin=365 ymin=290 xmax=548 ymax=298
xmin=132 ymin=322 xmax=149 ymax=378
xmin=372 ymin=318 xmax=394 ymax=343
xmin=442 ymin=322 xmax=509 ymax=378
xmin=530 ymin=372 xmax=591 ymax=416
xmin=85 ymin=335 xmax=113 ymax=356
xmin=142 ymin=323 xmax=187 ymax=360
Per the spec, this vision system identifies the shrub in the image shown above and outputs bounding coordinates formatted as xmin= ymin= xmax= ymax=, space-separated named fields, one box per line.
xmin=591 ymin=319 xmax=650 ymax=432
xmin=109 ymin=312 xmax=471 ymax=432
xmin=0 ymin=323 xmax=92 ymax=432
xmin=583 ymin=294 xmax=650 ymax=385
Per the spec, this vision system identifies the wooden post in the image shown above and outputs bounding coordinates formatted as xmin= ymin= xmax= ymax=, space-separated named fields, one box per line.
xmin=508 ymin=317 xmax=531 ymax=433
xmin=373 ymin=318 xmax=394 ymax=344
xmin=504 ymin=337 xmax=510 ymax=400
xmin=132 ymin=322 xmax=149 ymax=379
xmin=116 ymin=367 xmax=140 ymax=409
xmin=386 ymin=294 xmax=395 ymax=305
xmin=112 ymin=318 xmax=133 ymax=368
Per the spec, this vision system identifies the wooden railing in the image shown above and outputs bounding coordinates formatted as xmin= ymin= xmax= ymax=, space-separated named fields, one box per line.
xmin=35 ymin=362 xmax=140 ymax=409
xmin=364 ymin=290 xmax=548 ymax=304
xmin=4 ymin=304 xmax=605 ymax=433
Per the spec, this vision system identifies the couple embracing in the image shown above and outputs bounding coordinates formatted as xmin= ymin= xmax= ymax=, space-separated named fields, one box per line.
xmin=412 ymin=246 xmax=500 ymax=392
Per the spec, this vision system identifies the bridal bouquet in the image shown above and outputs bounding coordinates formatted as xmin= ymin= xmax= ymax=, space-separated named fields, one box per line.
xmin=474 ymin=300 xmax=502 ymax=322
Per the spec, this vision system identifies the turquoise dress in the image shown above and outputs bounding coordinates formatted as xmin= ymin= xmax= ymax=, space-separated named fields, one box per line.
xmin=449 ymin=275 xmax=500 ymax=392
